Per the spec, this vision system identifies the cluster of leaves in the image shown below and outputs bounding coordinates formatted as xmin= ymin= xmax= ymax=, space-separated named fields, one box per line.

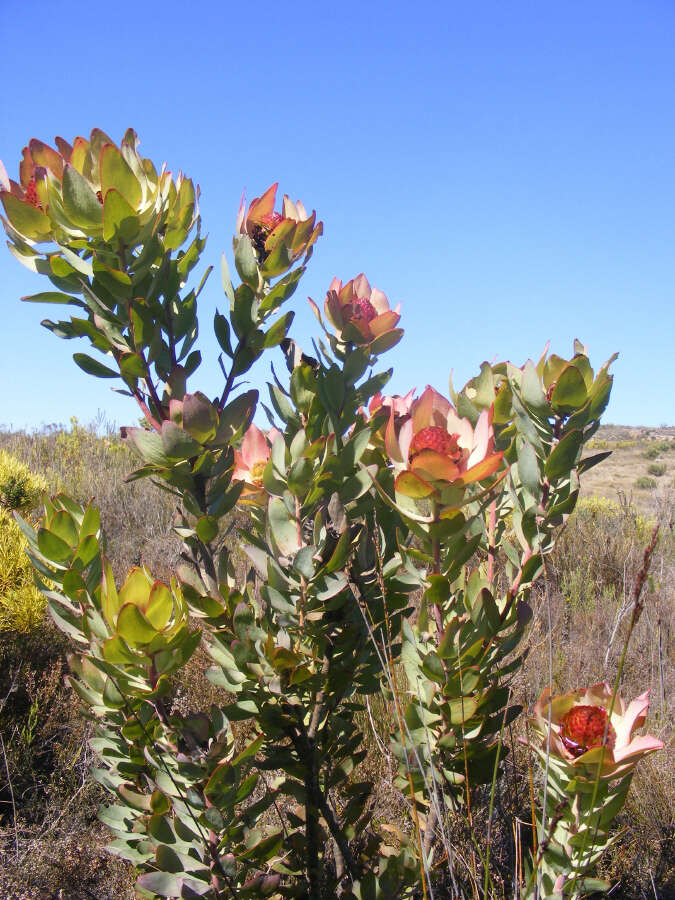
xmin=2 ymin=129 xmax=661 ymax=900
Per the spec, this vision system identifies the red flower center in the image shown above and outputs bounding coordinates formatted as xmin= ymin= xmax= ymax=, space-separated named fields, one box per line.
xmin=409 ymin=426 xmax=461 ymax=460
xmin=561 ymin=705 xmax=615 ymax=757
xmin=24 ymin=178 xmax=42 ymax=210
xmin=351 ymin=297 xmax=377 ymax=323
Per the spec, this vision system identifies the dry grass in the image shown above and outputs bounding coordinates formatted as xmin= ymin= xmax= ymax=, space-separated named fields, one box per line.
xmin=0 ymin=420 xmax=672 ymax=897
xmin=581 ymin=424 xmax=675 ymax=513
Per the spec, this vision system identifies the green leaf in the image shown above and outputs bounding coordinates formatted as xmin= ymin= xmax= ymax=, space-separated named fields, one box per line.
xmin=369 ymin=328 xmax=404 ymax=356
xmin=322 ymin=529 xmax=352 ymax=574
xmin=73 ymin=352 xmax=118 ymax=378
xmin=118 ymin=566 xmax=152 ymax=607
xmin=287 ymin=457 xmax=313 ymax=495
xmin=161 ymin=422 xmax=202 ymax=460
xmin=444 ymin=696 xmax=479 ymax=724
xmin=545 ymin=429 xmax=583 ymax=480
xmin=521 ymin=359 xmax=547 ymax=413
xmin=214 ymin=311 xmax=233 ymax=355
xmin=517 ymin=439 xmax=540 ymax=496
xmin=99 ymin=142 xmax=142 ymax=208
xmin=425 ymin=574 xmax=451 ymax=606
xmin=0 ymin=192 xmax=52 ymax=241
xmin=48 ymin=510 xmax=79 ymax=547
xmin=577 ymin=450 xmax=612 ymax=474
xmin=124 ymin=427 xmax=170 ymax=467
xmin=260 ymin=239 xmax=292 ymax=277
xmin=21 ymin=291 xmax=81 ymax=304
xmin=258 ymin=266 xmax=304 ymax=315
xmin=116 ymin=603 xmax=157 ymax=645
xmin=136 ymin=872 xmax=183 ymax=896
xmin=101 ymin=558 xmax=120 ymax=626
xmin=463 ymin=361 xmax=495 ymax=412
xmin=268 ymin=496 xmax=301 ymax=555
xmin=102 ymin=677 xmax=125 ymax=709
xmin=421 ymin=650 xmax=445 ymax=683
xmin=119 ymin=352 xmax=146 ymax=379
xmin=103 ymin=188 xmax=140 ymax=244
xmin=543 ymin=354 xmax=568 ymax=389
xmin=220 ymin=252 xmax=235 ymax=304
xmin=268 ymin=383 xmax=297 ymax=424
xmin=264 ymin=311 xmax=294 ymax=347
xmin=215 ymin=389 xmax=258 ymax=445
xmin=234 ymin=234 xmax=258 ymax=287
xmin=340 ymin=468 xmax=373 ymax=503
xmin=62 ymin=164 xmax=103 ymax=229
xmin=102 ymin=635 xmax=143 ymax=664
xmin=145 ymin=582 xmax=174 ymax=630
xmin=577 ymin=878 xmax=611 ymax=892
xmin=37 ymin=527 xmax=72 ymax=563
xmin=196 ymin=515 xmax=218 ymax=543
xmin=293 ymin=545 xmax=315 ymax=579
xmin=551 ymin=364 xmax=587 ymax=413
xmin=520 ymin=552 xmax=543 ymax=586
xmin=183 ymin=392 xmax=218 ymax=443
xmin=395 ymin=469 xmax=436 ymax=499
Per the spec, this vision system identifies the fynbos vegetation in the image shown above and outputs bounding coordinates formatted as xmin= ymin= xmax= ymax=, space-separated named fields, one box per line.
xmin=0 ymin=130 xmax=670 ymax=899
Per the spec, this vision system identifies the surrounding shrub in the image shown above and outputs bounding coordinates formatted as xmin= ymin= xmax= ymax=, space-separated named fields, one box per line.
xmin=642 ymin=440 xmax=674 ymax=459
xmin=0 ymin=508 xmax=46 ymax=633
xmin=0 ymin=452 xmax=48 ymax=633
xmin=635 ymin=475 xmax=657 ymax=489
xmin=0 ymin=450 xmax=47 ymax=512
xmin=588 ymin=438 xmax=637 ymax=450
xmin=647 ymin=462 xmax=667 ymax=477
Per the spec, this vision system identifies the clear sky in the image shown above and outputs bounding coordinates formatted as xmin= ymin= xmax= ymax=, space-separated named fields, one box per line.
xmin=1 ymin=0 xmax=673 ymax=430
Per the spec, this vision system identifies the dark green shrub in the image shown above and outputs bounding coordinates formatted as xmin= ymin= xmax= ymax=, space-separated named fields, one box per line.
xmin=635 ymin=475 xmax=657 ymax=489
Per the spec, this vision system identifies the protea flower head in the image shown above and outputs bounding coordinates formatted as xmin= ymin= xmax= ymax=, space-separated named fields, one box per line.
xmin=311 ymin=273 xmax=403 ymax=354
xmin=529 ymin=682 xmax=664 ymax=777
xmin=236 ymin=182 xmax=322 ymax=270
xmin=385 ymin=385 xmax=503 ymax=499
xmin=232 ymin=424 xmax=282 ymax=505
xmin=0 ymin=128 xmax=197 ymax=261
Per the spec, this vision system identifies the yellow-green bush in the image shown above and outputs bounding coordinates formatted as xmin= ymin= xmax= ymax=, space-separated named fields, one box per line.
xmin=0 ymin=449 xmax=48 ymax=512
xmin=0 ymin=451 xmax=48 ymax=632
xmin=0 ymin=507 xmax=45 ymax=632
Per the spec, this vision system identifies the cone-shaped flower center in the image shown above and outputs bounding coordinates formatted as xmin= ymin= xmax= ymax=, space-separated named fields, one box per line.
xmin=351 ymin=296 xmax=377 ymax=323
xmin=24 ymin=178 xmax=42 ymax=210
xmin=409 ymin=426 xmax=461 ymax=461
xmin=561 ymin=705 xmax=615 ymax=756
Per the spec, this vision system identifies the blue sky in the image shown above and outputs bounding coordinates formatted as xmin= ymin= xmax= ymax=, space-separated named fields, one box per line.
xmin=1 ymin=0 xmax=673 ymax=430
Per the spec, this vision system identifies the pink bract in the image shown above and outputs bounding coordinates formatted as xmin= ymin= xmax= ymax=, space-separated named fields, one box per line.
xmin=368 ymin=389 xmax=416 ymax=420
xmin=232 ymin=424 xmax=282 ymax=505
